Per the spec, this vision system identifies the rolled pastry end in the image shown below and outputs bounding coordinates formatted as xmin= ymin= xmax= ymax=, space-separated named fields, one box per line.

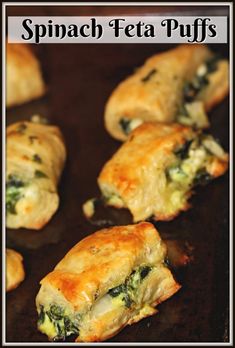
xmin=6 ymin=184 xmax=59 ymax=230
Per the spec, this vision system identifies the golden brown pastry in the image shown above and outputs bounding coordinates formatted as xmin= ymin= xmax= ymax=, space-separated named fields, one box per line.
xmin=6 ymin=248 xmax=25 ymax=292
xmin=36 ymin=222 xmax=180 ymax=342
xmin=97 ymin=122 xmax=228 ymax=222
xmin=6 ymin=120 xmax=66 ymax=230
xmin=7 ymin=43 xmax=46 ymax=107
xmin=104 ymin=45 xmax=229 ymax=141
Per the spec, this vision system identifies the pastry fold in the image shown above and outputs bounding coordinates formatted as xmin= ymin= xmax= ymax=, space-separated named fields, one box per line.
xmin=6 ymin=121 xmax=66 ymax=230
xmin=104 ymin=45 xmax=229 ymax=141
xmin=98 ymin=122 xmax=228 ymax=222
xmin=36 ymin=222 xmax=180 ymax=342
xmin=6 ymin=248 xmax=25 ymax=292
xmin=7 ymin=43 xmax=46 ymax=107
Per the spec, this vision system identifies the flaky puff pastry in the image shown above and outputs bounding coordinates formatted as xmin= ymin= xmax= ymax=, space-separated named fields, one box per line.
xmin=7 ymin=43 xmax=46 ymax=108
xmin=36 ymin=222 xmax=180 ymax=342
xmin=6 ymin=121 xmax=66 ymax=230
xmin=98 ymin=122 xmax=228 ymax=222
xmin=6 ymin=248 xmax=25 ymax=292
xmin=104 ymin=45 xmax=229 ymax=141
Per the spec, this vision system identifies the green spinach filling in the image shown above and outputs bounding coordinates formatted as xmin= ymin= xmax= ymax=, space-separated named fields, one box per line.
xmin=177 ymin=56 xmax=219 ymax=128
xmin=183 ymin=75 xmax=209 ymax=103
xmin=6 ymin=175 xmax=25 ymax=215
xmin=119 ymin=118 xmax=132 ymax=135
xmin=183 ymin=56 xmax=219 ymax=103
xmin=108 ymin=265 xmax=152 ymax=308
xmin=6 ymin=168 xmax=48 ymax=216
xmin=38 ymin=304 xmax=80 ymax=341
xmin=38 ymin=265 xmax=152 ymax=341
xmin=174 ymin=140 xmax=193 ymax=160
xmin=166 ymin=137 xmax=214 ymax=189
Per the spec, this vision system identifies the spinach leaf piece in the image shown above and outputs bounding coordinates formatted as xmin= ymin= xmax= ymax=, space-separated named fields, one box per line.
xmin=108 ymin=284 xmax=132 ymax=308
xmin=35 ymin=170 xmax=48 ymax=178
xmin=141 ymin=69 xmax=157 ymax=82
xmin=40 ymin=305 xmax=79 ymax=341
xmin=108 ymin=265 xmax=152 ymax=308
xmin=174 ymin=140 xmax=193 ymax=160
xmin=122 ymin=294 xmax=132 ymax=308
xmin=49 ymin=305 xmax=64 ymax=320
xmin=119 ymin=118 xmax=131 ymax=135
xmin=38 ymin=306 xmax=45 ymax=325
xmin=6 ymin=175 xmax=25 ymax=215
xmin=7 ymin=175 xmax=24 ymax=188
xmin=183 ymin=75 xmax=209 ymax=102
xmin=64 ymin=316 xmax=79 ymax=336
xmin=193 ymin=169 xmax=212 ymax=186
xmin=183 ymin=55 xmax=219 ymax=103
xmin=108 ymin=284 xmax=126 ymax=297
xmin=33 ymin=154 xmax=42 ymax=163
xmin=139 ymin=265 xmax=152 ymax=279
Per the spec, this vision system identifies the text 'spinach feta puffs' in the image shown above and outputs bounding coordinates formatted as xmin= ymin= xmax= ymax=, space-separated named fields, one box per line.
xmin=36 ymin=222 xmax=180 ymax=342
xmin=6 ymin=120 xmax=66 ymax=230
xmin=7 ymin=43 xmax=46 ymax=108
xmin=104 ymin=44 xmax=229 ymax=141
xmin=97 ymin=122 xmax=228 ymax=222
xmin=6 ymin=248 xmax=25 ymax=292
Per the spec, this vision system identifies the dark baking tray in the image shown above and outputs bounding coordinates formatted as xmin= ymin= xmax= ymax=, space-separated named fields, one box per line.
xmin=5 ymin=5 xmax=230 ymax=343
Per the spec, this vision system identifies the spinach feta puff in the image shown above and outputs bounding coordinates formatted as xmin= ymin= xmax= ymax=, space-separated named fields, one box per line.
xmin=104 ymin=45 xmax=229 ymax=141
xmin=7 ymin=43 xmax=46 ymax=108
xmin=98 ymin=122 xmax=228 ymax=222
xmin=36 ymin=222 xmax=180 ymax=342
xmin=6 ymin=248 xmax=25 ymax=292
xmin=6 ymin=121 xmax=66 ymax=230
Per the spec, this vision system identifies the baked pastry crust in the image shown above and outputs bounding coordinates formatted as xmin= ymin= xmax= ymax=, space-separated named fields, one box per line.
xmin=7 ymin=43 xmax=46 ymax=107
xmin=6 ymin=121 xmax=66 ymax=230
xmin=36 ymin=222 xmax=180 ymax=342
xmin=104 ymin=45 xmax=229 ymax=141
xmin=6 ymin=248 xmax=25 ymax=292
xmin=98 ymin=122 xmax=228 ymax=222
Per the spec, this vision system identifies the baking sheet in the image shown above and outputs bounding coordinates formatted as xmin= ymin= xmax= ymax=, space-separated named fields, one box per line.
xmin=6 ymin=6 xmax=229 ymax=343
